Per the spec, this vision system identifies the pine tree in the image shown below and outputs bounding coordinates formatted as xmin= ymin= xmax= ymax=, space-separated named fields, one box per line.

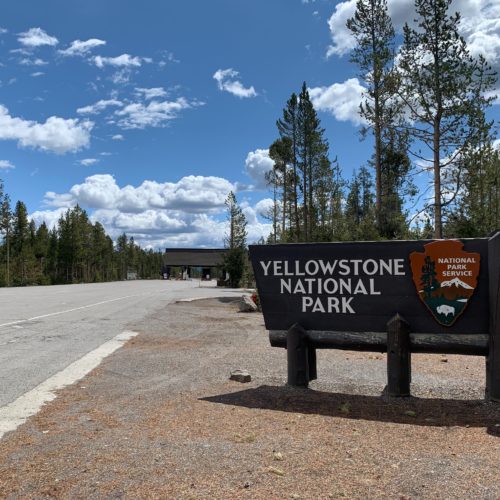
xmin=347 ymin=0 xmax=400 ymax=227
xmin=224 ymin=191 xmax=247 ymax=287
xmin=397 ymin=0 xmax=497 ymax=238
xmin=0 ymin=182 xmax=12 ymax=286
xmin=277 ymin=93 xmax=300 ymax=240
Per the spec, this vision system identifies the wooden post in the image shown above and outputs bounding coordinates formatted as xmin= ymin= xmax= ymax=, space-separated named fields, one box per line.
xmin=287 ymin=323 xmax=310 ymax=387
xmin=308 ymin=347 xmax=317 ymax=381
xmin=486 ymin=231 xmax=500 ymax=401
xmin=387 ymin=314 xmax=411 ymax=397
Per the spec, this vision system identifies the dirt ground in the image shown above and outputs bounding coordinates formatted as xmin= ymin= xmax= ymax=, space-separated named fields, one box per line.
xmin=1 ymin=298 xmax=499 ymax=499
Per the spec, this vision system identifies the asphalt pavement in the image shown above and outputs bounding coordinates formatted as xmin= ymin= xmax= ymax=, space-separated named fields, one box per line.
xmin=0 ymin=279 xmax=242 ymax=408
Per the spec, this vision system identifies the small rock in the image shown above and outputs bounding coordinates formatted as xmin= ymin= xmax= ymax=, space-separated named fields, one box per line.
xmin=440 ymin=357 xmax=448 ymax=363
xmin=268 ymin=466 xmax=285 ymax=476
xmin=273 ymin=452 xmax=284 ymax=461
xmin=230 ymin=369 xmax=251 ymax=383
xmin=244 ymin=482 xmax=251 ymax=489
xmin=239 ymin=294 xmax=258 ymax=312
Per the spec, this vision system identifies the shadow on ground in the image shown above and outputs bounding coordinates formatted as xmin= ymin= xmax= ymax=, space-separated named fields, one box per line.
xmin=201 ymin=385 xmax=500 ymax=436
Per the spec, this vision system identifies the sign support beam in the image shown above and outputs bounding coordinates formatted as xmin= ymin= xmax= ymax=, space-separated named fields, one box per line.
xmin=486 ymin=231 xmax=500 ymax=401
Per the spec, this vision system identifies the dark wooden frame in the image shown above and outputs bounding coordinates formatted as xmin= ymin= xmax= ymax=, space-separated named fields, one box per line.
xmin=251 ymin=232 xmax=500 ymax=399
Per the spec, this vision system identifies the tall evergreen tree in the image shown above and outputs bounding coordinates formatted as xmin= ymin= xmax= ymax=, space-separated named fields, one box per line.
xmin=277 ymin=93 xmax=300 ymax=240
xmin=0 ymin=182 xmax=12 ymax=286
xmin=223 ymin=191 xmax=248 ymax=287
xmin=397 ymin=0 xmax=497 ymax=238
xmin=347 ymin=0 xmax=399 ymax=227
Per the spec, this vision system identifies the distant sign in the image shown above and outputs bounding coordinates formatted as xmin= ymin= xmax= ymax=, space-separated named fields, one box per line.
xmin=249 ymin=239 xmax=489 ymax=335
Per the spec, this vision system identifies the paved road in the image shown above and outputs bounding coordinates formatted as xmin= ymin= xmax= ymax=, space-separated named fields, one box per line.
xmin=0 ymin=280 xmax=242 ymax=408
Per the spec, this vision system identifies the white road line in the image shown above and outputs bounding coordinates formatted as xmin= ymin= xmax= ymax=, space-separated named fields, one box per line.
xmin=0 ymin=330 xmax=139 ymax=440
xmin=0 ymin=294 xmax=142 ymax=329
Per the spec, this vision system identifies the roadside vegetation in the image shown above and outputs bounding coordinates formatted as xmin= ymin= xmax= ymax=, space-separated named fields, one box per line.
xmin=264 ymin=0 xmax=498 ymax=243
xmin=1 ymin=0 xmax=498 ymax=289
xmin=0 ymin=191 xmax=162 ymax=287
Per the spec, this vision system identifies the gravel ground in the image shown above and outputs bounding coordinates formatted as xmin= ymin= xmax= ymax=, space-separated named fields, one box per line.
xmin=1 ymin=298 xmax=499 ymax=499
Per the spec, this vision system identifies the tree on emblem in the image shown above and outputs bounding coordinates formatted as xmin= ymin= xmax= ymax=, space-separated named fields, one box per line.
xmin=420 ymin=256 xmax=439 ymax=299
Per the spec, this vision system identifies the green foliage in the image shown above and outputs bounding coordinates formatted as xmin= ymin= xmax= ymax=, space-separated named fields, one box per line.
xmin=397 ymin=0 xmax=497 ymax=238
xmin=223 ymin=191 xmax=248 ymax=288
xmin=0 ymin=186 xmax=163 ymax=287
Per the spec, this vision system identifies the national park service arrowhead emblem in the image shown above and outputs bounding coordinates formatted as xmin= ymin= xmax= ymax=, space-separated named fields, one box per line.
xmin=409 ymin=240 xmax=480 ymax=326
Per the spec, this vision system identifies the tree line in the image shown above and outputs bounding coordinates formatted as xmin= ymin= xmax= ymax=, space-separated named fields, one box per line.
xmin=0 ymin=181 xmax=162 ymax=287
xmin=265 ymin=0 xmax=499 ymax=243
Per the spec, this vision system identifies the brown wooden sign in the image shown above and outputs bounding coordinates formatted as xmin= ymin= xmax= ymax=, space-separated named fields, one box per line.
xmin=249 ymin=238 xmax=489 ymax=335
xmin=249 ymin=233 xmax=500 ymax=401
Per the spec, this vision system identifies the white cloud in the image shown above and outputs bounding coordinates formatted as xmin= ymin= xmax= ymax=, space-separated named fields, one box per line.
xmin=111 ymin=134 xmax=124 ymax=141
xmin=59 ymin=38 xmax=106 ymax=57
xmin=44 ymin=174 xmax=234 ymax=213
xmin=0 ymin=105 xmax=93 ymax=154
xmin=309 ymin=78 xmax=366 ymax=125
xmin=37 ymin=173 xmax=272 ymax=248
xmin=94 ymin=54 xmax=143 ymax=68
xmin=115 ymin=97 xmax=199 ymax=129
xmin=0 ymin=28 xmax=8 ymax=35
xmin=213 ymin=68 xmax=257 ymax=98
xmin=31 ymin=72 xmax=45 ymax=77
xmin=77 ymin=99 xmax=123 ymax=115
xmin=18 ymin=27 xmax=58 ymax=47
xmin=110 ymin=69 xmax=132 ymax=85
xmin=19 ymin=58 xmax=47 ymax=66
xmin=0 ymin=160 xmax=15 ymax=170
xmin=326 ymin=0 xmax=500 ymax=76
xmin=255 ymin=198 xmax=274 ymax=218
xmin=244 ymin=149 xmax=274 ymax=190
xmin=135 ymin=87 xmax=168 ymax=100
xmin=79 ymin=158 xmax=99 ymax=166
xmin=30 ymin=207 xmax=68 ymax=230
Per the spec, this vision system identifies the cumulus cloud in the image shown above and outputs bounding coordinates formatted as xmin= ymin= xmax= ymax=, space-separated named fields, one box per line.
xmin=59 ymin=38 xmax=106 ymax=57
xmin=44 ymin=174 xmax=235 ymax=213
xmin=244 ymin=149 xmax=274 ymax=190
xmin=0 ymin=160 xmax=15 ymax=170
xmin=135 ymin=87 xmax=167 ymax=100
xmin=18 ymin=27 xmax=58 ymax=47
xmin=79 ymin=158 xmax=99 ymax=166
xmin=115 ymin=97 xmax=199 ymax=129
xmin=94 ymin=54 xmax=144 ymax=68
xmin=213 ymin=68 xmax=257 ymax=98
xmin=77 ymin=99 xmax=123 ymax=115
xmin=255 ymin=198 xmax=274 ymax=218
xmin=309 ymin=78 xmax=366 ymax=125
xmin=36 ymin=173 xmax=273 ymax=248
xmin=326 ymin=0 xmax=500 ymax=74
xmin=0 ymin=105 xmax=93 ymax=154
xmin=30 ymin=207 xmax=68 ymax=230
xmin=111 ymin=134 xmax=124 ymax=140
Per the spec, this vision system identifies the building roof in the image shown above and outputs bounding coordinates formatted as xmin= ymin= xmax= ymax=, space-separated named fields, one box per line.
xmin=163 ymin=248 xmax=228 ymax=267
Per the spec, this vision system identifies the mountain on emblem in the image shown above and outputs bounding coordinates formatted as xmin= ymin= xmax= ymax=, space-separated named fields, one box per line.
xmin=409 ymin=240 xmax=480 ymax=327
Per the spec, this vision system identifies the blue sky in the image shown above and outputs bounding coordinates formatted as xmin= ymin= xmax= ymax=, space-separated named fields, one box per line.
xmin=0 ymin=0 xmax=498 ymax=248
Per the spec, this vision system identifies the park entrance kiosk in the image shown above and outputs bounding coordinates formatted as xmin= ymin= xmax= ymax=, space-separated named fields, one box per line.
xmin=162 ymin=248 xmax=227 ymax=280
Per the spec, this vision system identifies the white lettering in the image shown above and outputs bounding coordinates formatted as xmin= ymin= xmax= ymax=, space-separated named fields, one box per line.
xmin=302 ymin=296 xmax=313 ymax=312
xmin=260 ymin=260 xmax=272 ymax=276
xmin=369 ymin=278 xmax=381 ymax=295
xmin=305 ymin=260 xmax=320 ymax=276
xmin=280 ymin=279 xmax=292 ymax=294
